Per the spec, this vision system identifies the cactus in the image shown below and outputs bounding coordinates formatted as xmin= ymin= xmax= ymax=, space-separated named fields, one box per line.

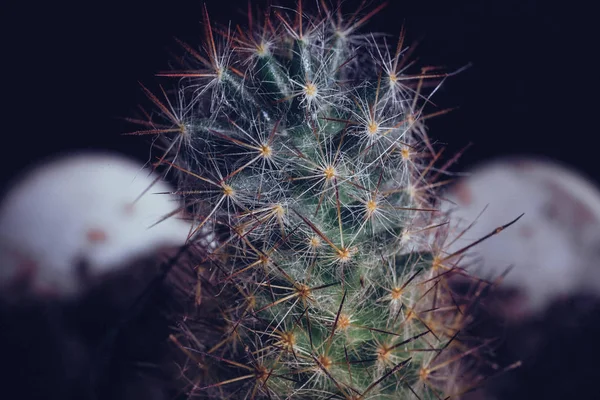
xmin=129 ymin=1 xmax=505 ymax=398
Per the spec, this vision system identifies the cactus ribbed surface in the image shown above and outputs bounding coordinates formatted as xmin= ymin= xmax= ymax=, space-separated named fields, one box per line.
xmin=131 ymin=2 xmax=492 ymax=398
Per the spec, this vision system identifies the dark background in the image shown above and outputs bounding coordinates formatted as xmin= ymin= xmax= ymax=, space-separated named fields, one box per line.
xmin=0 ymin=0 xmax=597 ymax=190
xmin=0 ymin=2 xmax=599 ymax=398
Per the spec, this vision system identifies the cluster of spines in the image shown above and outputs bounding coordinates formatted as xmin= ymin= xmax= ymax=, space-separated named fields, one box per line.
xmin=128 ymin=1 xmax=492 ymax=399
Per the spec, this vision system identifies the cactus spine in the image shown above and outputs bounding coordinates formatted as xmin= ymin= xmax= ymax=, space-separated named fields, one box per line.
xmin=132 ymin=1 xmax=484 ymax=398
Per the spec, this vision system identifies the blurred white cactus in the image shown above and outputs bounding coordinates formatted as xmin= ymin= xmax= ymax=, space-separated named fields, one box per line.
xmin=0 ymin=152 xmax=189 ymax=297
xmin=443 ymin=156 xmax=600 ymax=316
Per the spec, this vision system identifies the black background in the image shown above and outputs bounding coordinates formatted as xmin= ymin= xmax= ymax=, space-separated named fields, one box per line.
xmin=1 ymin=2 xmax=599 ymax=398
xmin=1 ymin=0 xmax=597 ymax=189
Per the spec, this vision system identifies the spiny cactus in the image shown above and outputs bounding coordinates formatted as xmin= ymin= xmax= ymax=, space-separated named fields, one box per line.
xmin=129 ymin=1 xmax=508 ymax=398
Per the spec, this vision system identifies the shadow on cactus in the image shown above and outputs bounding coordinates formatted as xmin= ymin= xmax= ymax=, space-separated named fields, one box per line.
xmin=127 ymin=1 xmax=518 ymax=398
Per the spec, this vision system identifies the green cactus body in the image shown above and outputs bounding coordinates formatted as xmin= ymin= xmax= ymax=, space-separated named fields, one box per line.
xmin=134 ymin=2 xmax=479 ymax=399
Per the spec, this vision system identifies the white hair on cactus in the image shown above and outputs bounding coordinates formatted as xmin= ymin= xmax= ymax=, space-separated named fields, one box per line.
xmin=442 ymin=157 xmax=600 ymax=316
xmin=0 ymin=152 xmax=190 ymax=297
